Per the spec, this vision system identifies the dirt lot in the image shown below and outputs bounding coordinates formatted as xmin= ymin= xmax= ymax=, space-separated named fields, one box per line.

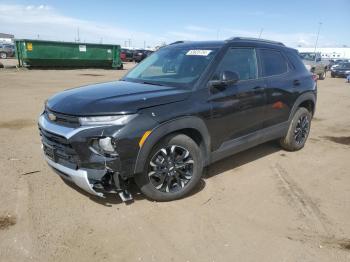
xmin=1 ymin=58 xmax=350 ymax=262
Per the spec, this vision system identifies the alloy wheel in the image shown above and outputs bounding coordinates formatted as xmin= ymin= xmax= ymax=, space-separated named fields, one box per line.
xmin=148 ymin=145 xmax=194 ymax=193
xmin=294 ymin=115 xmax=310 ymax=145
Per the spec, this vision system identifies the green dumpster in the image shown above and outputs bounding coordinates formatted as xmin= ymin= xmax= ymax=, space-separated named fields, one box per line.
xmin=15 ymin=39 xmax=123 ymax=69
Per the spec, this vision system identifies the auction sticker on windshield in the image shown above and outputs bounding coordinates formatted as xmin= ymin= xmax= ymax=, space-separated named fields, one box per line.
xmin=186 ymin=50 xmax=212 ymax=56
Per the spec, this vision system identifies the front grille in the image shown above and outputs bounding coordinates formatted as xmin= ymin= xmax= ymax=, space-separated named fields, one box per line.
xmin=45 ymin=109 xmax=80 ymax=127
xmin=39 ymin=127 xmax=79 ymax=167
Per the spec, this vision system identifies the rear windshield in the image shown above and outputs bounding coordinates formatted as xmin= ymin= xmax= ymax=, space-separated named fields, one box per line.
xmin=339 ymin=63 xmax=350 ymax=69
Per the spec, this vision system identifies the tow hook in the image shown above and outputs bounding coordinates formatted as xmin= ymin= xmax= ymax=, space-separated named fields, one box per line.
xmin=113 ymin=172 xmax=133 ymax=202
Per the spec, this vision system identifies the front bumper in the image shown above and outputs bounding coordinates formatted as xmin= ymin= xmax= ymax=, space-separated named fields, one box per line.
xmin=38 ymin=114 xmax=122 ymax=197
xmin=45 ymin=156 xmax=104 ymax=197
xmin=332 ymin=71 xmax=350 ymax=77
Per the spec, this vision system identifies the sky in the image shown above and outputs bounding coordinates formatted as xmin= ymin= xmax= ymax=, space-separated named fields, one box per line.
xmin=0 ymin=0 xmax=349 ymax=48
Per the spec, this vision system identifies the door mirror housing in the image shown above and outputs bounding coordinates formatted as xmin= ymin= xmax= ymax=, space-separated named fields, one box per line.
xmin=209 ymin=71 xmax=240 ymax=90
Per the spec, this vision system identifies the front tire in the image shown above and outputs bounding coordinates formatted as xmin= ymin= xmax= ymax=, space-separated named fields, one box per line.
xmin=279 ymin=107 xmax=312 ymax=151
xmin=0 ymin=52 xmax=7 ymax=59
xmin=135 ymin=134 xmax=203 ymax=201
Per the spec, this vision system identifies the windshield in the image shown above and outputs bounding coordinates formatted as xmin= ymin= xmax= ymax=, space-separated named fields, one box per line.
xmin=124 ymin=47 xmax=218 ymax=88
xmin=339 ymin=63 xmax=350 ymax=69
xmin=299 ymin=52 xmax=316 ymax=61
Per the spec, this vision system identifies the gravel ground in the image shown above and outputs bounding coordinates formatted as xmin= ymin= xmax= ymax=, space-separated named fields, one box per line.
xmin=0 ymin=59 xmax=350 ymax=262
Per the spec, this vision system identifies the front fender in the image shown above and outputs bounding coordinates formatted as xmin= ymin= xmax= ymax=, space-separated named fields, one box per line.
xmin=133 ymin=116 xmax=211 ymax=174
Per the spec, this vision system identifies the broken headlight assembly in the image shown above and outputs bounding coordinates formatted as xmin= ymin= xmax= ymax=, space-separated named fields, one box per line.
xmin=80 ymin=115 xmax=138 ymax=156
xmin=90 ymin=137 xmax=118 ymax=156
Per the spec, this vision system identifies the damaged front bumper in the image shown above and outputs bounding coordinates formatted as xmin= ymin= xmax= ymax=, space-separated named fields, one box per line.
xmin=38 ymin=114 xmax=132 ymax=200
xmin=45 ymin=156 xmax=104 ymax=197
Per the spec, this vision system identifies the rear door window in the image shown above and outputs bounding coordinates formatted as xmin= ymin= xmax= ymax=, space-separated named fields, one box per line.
xmin=259 ymin=49 xmax=288 ymax=77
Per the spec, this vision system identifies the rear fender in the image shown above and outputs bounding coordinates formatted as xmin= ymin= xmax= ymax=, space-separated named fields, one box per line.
xmin=288 ymin=92 xmax=316 ymax=120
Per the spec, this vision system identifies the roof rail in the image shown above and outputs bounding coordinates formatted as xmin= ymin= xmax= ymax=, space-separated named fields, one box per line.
xmin=168 ymin=41 xmax=186 ymax=45
xmin=226 ymin=37 xmax=285 ymax=46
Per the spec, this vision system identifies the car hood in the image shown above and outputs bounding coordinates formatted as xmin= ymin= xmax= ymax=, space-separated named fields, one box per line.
xmin=47 ymin=81 xmax=191 ymax=116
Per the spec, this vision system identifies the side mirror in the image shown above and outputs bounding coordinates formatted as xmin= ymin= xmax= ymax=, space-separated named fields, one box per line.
xmin=209 ymin=71 xmax=240 ymax=90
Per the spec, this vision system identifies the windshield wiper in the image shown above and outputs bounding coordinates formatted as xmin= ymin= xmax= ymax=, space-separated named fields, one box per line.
xmin=141 ymin=81 xmax=165 ymax=86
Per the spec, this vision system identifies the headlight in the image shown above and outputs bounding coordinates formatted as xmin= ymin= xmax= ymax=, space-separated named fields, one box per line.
xmin=79 ymin=114 xmax=137 ymax=126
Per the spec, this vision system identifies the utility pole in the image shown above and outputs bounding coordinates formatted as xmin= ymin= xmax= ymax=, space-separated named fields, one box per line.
xmin=77 ymin=27 xmax=80 ymax=42
xmin=258 ymin=28 xmax=264 ymax=39
xmin=313 ymin=22 xmax=322 ymax=53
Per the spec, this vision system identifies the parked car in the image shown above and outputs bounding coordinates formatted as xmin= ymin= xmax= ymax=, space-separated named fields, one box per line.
xmin=120 ymin=48 xmax=134 ymax=62
xmin=299 ymin=52 xmax=327 ymax=80
xmin=0 ymin=44 xmax=15 ymax=59
xmin=133 ymin=49 xmax=153 ymax=63
xmin=331 ymin=62 xmax=350 ymax=78
xmin=39 ymin=37 xmax=317 ymax=202
xmin=330 ymin=59 xmax=350 ymax=71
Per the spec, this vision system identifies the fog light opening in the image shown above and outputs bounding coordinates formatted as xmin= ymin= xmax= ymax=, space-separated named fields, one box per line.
xmin=90 ymin=137 xmax=117 ymax=156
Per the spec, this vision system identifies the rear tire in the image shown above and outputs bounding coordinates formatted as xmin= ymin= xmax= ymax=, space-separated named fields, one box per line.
xmin=135 ymin=134 xmax=203 ymax=201
xmin=279 ymin=107 xmax=312 ymax=151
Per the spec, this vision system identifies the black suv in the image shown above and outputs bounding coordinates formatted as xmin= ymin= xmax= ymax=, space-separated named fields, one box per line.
xmin=39 ymin=37 xmax=317 ymax=202
xmin=133 ymin=49 xmax=153 ymax=63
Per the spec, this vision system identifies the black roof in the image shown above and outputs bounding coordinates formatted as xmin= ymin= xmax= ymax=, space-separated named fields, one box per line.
xmin=167 ymin=37 xmax=293 ymax=50
xmin=167 ymin=40 xmax=225 ymax=48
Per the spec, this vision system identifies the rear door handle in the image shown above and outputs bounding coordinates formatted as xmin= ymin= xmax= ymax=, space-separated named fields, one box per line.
xmin=253 ymin=86 xmax=265 ymax=94
xmin=293 ymin=80 xmax=301 ymax=86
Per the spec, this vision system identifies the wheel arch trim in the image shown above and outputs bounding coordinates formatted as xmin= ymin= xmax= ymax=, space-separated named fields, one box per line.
xmin=133 ymin=116 xmax=211 ymax=174
xmin=288 ymin=92 xmax=316 ymax=121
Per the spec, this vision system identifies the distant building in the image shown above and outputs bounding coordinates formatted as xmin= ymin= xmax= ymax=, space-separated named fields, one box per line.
xmin=297 ymin=47 xmax=350 ymax=60
xmin=0 ymin=33 xmax=14 ymax=44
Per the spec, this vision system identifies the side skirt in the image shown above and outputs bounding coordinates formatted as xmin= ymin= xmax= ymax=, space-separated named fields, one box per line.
xmin=210 ymin=122 xmax=289 ymax=164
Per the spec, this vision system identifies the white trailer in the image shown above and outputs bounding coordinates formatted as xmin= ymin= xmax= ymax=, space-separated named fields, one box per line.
xmin=297 ymin=47 xmax=350 ymax=60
